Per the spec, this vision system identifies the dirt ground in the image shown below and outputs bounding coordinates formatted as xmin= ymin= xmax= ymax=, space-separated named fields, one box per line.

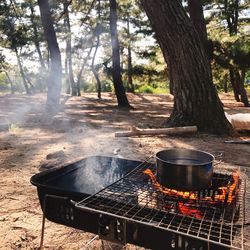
xmin=0 ymin=92 xmax=250 ymax=250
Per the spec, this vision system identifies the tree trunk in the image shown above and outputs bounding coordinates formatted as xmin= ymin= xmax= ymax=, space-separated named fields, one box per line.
xmin=91 ymin=35 xmax=101 ymax=99
xmin=126 ymin=16 xmax=134 ymax=93
xmin=229 ymin=67 xmax=249 ymax=106
xmin=5 ymin=71 xmax=14 ymax=94
xmin=223 ymin=74 xmax=228 ymax=93
xmin=64 ymin=2 xmax=77 ymax=96
xmin=76 ymin=45 xmax=94 ymax=96
xmin=29 ymin=1 xmax=46 ymax=69
xmin=127 ymin=45 xmax=134 ymax=92
xmin=64 ymin=57 xmax=71 ymax=94
xmin=229 ymin=67 xmax=240 ymax=102
xmin=109 ymin=0 xmax=131 ymax=108
xmin=25 ymin=74 xmax=35 ymax=90
xmin=141 ymin=0 xmax=233 ymax=134
xmin=236 ymin=69 xmax=249 ymax=107
xmin=14 ymin=47 xmax=30 ymax=94
xmin=233 ymin=0 xmax=239 ymax=35
xmin=224 ymin=0 xmax=239 ymax=36
xmin=38 ymin=0 xmax=62 ymax=113
xmin=187 ymin=0 xmax=207 ymax=46
xmin=187 ymin=0 xmax=212 ymax=60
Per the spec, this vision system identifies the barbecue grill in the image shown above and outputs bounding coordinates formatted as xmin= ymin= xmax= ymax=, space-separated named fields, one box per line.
xmin=31 ymin=155 xmax=248 ymax=250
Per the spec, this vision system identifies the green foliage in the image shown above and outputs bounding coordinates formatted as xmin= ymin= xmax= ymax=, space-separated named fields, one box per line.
xmin=231 ymin=36 xmax=250 ymax=69
xmin=135 ymin=84 xmax=169 ymax=94
xmin=136 ymin=84 xmax=154 ymax=93
xmin=80 ymin=79 xmax=96 ymax=92
xmin=206 ymin=0 xmax=250 ymax=93
xmin=0 ymin=1 xmax=30 ymax=50
xmin=102 ymin=80 xmax=113 ymax=92
xmin=153 ymin=87 xmax=169 ymax=94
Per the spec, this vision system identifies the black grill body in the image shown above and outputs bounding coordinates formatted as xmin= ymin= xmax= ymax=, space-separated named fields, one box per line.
xmin=31 ymin=156 xmax=141 ymax=207
xmin=31 ymin=156 xmax=234 ymax=250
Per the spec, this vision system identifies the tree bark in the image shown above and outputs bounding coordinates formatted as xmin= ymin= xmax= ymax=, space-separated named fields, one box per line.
xmin=38 ymin=0 xmax=62 ymax=113
xmin=141 ymin=0 xmax=233 ymax=134
xmin=109 ymin=0 xmax=131 ymax=108
xmin=187 ymin=0 xmax=212 ymax=60
xmin=187 ymin=0 xmax=207 ymax=46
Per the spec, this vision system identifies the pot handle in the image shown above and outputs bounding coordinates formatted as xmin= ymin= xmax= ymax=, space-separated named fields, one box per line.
xmin=210 ymin=151 xmax=224 ymax=165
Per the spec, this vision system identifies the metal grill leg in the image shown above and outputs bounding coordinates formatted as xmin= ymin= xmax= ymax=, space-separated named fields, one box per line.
xmin=39 ymin=195 xmax=47 ymax=250
xmin=39 ymin=207 xmax=46 ymax=249
xmin=101 ymin=240 xmax=105 ymax=250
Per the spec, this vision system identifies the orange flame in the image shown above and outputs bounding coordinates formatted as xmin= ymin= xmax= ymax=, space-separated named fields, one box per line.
xmin=143 ymin=169 xmax=198 ymax=200
xmin=143 ymin=169 xmax=239 ymax=205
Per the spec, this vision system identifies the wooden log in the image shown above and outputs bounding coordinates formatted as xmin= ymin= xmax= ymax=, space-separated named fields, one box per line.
xmin=115 ymin=126 xmax=197 ymax=137
xmin=224 ymin=140 xmax=250 ymax=145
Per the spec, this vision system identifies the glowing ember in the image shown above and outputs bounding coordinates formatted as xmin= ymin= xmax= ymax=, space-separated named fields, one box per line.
xmin=178 ymin=203 xmax=203 ymax=219
xmin=143 ymin=169 xmax=239 ymax=205
xmin=215 ymin=171 xmax=239 ymax=204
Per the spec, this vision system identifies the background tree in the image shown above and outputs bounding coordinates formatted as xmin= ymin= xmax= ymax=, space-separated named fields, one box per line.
xmin=141 ymin=0 xmax=233 ymax=134
xmin=25 ymin=0 xmax=46 ymax=69
xmin=0 ymin=53 xmax=15 ymax=93
xmin=205 ymin=0 xmax=250 ymax=106
xmin=0 ymin=0 xmax=248 ymax=112
xmin=109 ymin=0 xmax=131 ymax=108
xmin=0 ymin=0 xmax=32 ymax=94
xmin=64 ymin=0 xmax=77 ymax=96
xmin=213 ymin=36 xmax=250 ymax=106
xmin=38 ymin=0 xmax=62 ymax=113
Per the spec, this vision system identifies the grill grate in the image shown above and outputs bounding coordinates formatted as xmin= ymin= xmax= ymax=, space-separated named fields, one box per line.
xmin=76 ymin=158 xmax=246 ymax=249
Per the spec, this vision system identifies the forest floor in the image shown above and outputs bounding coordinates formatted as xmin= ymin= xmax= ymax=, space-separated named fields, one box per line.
xmin=0 ymin=92 xmax=250 ymax=250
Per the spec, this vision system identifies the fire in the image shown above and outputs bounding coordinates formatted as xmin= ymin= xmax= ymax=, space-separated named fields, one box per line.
xmin=213 ymin=170 xmax=239 ymax=204
xmin=143 ymin=169 xmax=198 ymax=200
xmin=143 ymin=168 xmax=239 ymax=218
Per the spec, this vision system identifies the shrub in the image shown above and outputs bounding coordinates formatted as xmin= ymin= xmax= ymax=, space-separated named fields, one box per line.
xmin=136 ymin=84 xmax=154 ymax=93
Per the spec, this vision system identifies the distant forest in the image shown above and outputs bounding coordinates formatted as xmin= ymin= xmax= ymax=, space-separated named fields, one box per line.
xmin=0 ymin=0 xmax=249 ymax=97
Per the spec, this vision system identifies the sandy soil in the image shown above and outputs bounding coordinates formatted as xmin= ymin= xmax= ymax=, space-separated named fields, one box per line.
xmin=0 ymin=92 xmax=250 ymax=250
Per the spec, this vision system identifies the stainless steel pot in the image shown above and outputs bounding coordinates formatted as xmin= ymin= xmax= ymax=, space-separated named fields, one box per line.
xmin=156 ymin=148 xmax=215 ymax=191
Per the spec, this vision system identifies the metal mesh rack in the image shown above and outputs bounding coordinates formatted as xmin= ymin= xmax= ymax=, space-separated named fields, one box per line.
xmin=76 ymin=158 xmax=246 ymax=249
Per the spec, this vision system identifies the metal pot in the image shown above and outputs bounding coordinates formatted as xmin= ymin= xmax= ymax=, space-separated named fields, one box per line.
xmin=156 ymin=148 xmax=215 ymax=191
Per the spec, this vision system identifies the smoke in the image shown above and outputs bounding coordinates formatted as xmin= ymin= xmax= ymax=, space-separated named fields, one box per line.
xmin=1 ymin=93 xmax=137 ymax=195
xmin=0 ymin=95 xmax=44 ymax=129
xmin=73 ymin=157 xmax=123 ymax=194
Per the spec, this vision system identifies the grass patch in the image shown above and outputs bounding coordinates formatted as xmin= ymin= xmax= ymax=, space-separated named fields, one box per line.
xmin=8 ymin=123 xmax=20 ymax=132
xmin=135 ymin=84 xmax=169 ymax=94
